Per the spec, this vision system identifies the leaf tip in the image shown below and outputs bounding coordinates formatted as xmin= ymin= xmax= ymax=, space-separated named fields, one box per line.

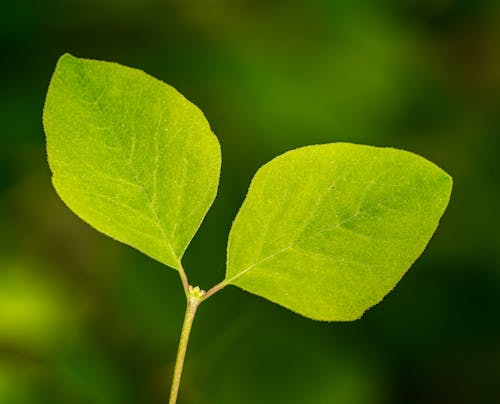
xmin=57 ymin=52 xmax=79 ymax=67
xmin=438 ymin=168 xmax=453 ymax=209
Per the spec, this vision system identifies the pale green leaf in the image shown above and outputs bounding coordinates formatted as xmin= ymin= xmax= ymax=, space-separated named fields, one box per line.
xmin=43 ymin=54 xmax=221 ymax=270
xmin=226 ymin=143 xmax=452 ymax=321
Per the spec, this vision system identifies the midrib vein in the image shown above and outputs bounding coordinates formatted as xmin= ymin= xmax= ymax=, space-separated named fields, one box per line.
xmin=90 ymin=87 xmax=180 ymax=266
xmin=226 ymin=211 xmax=362 ymax=285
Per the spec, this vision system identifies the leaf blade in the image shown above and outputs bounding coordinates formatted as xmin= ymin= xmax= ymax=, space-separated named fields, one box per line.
xmin=43 ymin=54 xmax=221 ymax=270
xmin=226 ymin=143 xmax=452 ymax=321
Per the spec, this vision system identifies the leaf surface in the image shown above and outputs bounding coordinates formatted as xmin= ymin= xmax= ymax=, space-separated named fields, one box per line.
xmin=226 ymin=143 xmax=452 ymax=321
xmin=43 ymin=54 xmax=221 ymax=270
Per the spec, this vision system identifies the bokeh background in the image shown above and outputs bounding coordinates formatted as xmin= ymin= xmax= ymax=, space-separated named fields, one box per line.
xmin=1 ymin=1 xmax=500 ymax=403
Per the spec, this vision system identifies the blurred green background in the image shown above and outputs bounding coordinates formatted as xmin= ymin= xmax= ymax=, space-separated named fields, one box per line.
xmin=1 ymin=1 xmax=500 ymax=403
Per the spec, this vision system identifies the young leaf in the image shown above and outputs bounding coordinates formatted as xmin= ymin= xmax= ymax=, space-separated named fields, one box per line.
xmin=226 ymin=143 xmax=452 ymax=321
xmin=43 ymin=54 xmax=221 ymax=271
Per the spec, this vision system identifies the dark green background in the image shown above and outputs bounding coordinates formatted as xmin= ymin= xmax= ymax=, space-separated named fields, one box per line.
xmin=1 ymin=1 xmax=499 ymax=403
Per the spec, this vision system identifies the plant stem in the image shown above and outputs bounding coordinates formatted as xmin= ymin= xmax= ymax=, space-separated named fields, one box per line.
xmin=168 ymin=293 xmax=201 ymax=404
xmin=177 ymin=262 xmax=190 ymax=298
xmin=168 ymin=278 xmax=226 ymax=402
xmin=202 ymin=279 xmax=229 ymax=301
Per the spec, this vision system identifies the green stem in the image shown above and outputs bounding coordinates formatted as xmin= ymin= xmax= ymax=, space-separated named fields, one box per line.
xmin=177 ymin=262 xmax=190 ymax=298
xmin=202 ymin=279 xmax=228 ymax=301
xmin=168 ymin=293 xmax=200 ymax=404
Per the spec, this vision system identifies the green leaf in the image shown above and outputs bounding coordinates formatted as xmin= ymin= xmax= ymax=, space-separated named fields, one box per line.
xmin=43 ymin=54 xmax=221 ymax=271
xmin=226 ymin=143 xmax=452 ymax=321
